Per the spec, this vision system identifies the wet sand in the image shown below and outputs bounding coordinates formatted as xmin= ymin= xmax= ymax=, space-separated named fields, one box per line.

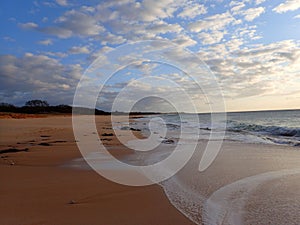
xmin=165 ymin=141 xmax=300 ymax=225
xmin=0 ymin=115 xmax=194 ymax=225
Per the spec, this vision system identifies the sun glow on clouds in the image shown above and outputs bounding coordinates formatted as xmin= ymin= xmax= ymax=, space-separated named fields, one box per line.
xmin=0 ymin=0 xmax=300 ymax=111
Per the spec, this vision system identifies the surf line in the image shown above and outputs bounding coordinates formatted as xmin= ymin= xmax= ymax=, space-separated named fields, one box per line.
xmin=203 ymin=168 xmax=300 ymax=225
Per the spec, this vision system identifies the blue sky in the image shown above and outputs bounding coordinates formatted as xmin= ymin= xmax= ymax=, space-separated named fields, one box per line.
xmin=0 ymin=0 xmax=300 ymax=112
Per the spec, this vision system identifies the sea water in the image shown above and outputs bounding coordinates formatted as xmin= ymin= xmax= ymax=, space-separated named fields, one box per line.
xmin=132 ymin=109 xmax=300 ymax=147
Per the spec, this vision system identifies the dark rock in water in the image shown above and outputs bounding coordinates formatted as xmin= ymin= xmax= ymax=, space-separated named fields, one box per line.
xmin=200 ymin=127 xmax=211 ymax=131
xmin=120 ymin=127 xmax=141 ymax=131
xmin=120 ymin=126 xmax=130 ymax=130
xmin=131 ymin=116 xmax=144 ymax=119
xmin=166 ymin=123 xmax=181 ymax=129
xmin=130 ymin=128 xmax=141 ymax=131
xmin=162 ymin=139 xmax=175 ymax=144
xmin=102 ymin=133 xmax=114 ymax=136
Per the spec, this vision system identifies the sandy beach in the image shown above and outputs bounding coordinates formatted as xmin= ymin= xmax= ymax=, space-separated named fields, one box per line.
xmin=1 ymin=114 xmax=300 ymax=225
xmin=2 ymin=0 xmax=300 ymax=224
xmin=0 ymin=115 xmax=193 ymax=225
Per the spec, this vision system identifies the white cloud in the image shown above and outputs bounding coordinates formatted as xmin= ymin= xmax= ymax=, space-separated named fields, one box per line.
xmin=134 ymin=0 xmax=180 ymax=21
xmin=96 ymin=0 xmax=180 ymax=22
xmin=255 ymin=0 xmax=266 ymax=5
xmin=242 ymin=7 xmax=265 ymax=21
xmin=237 ymin=26 xmax=262 ymax=40
xmin=147 ymin=20 xmax=182 ymax=34
xmin=103 ymin=17 xmax=183 ymax=42
xmin=225 ymin=38 xmax=244 ymax=52
xmin=0 ymin=53 xmax=82 ymax=104
xmin=96 ymin=32 xmax=126 ymax=45
xmin=88 ymin=46 xmax=114 ymax=62
xmin=36 ymin=9 xmax=105 ymax=38
xmin=294 ymin=14 xmax=300 ymax=18
xmin=172 ymin=34 xmax=198 ymax=47
xmin=273 ymin=0 xmax=300 ymax=13
xmin=18 ymin=22 xmax=38 ymax=30
xmin=42 ymin=1 xmax=56 ymax=7
xmin=188 ymin=12 xmax=236 ymax=32
xmin=229 ymin=1 xmax=241 ymax=7
xmin=43 ymin=51 xmax=67 ymax=58
xmin=200 ymin=39 xmax=300 ymax=99
xmin=56 ymin=10 xmax=105 ymax=36
xmin=81 ymin=6 xmax=95 ymax=13
xmin=3 ymin=36 xmax=15 ymax=42
xmin=40 ymin=27 xmax=71 ymax=38
xmin=230 ymin=2 xmax=246 ymax=14
xmin=38 ymin=39 xmax=53 ymax=45
xmin=56 ymin=0 xmax=68 ymax=6
xmin=198 ymin=30 xmax=225 ymax=45
xmin=21 ymin=1 xmax=182 ymax=44
xmin=178 ymin=3 xmax=207 ymax=19
xmin=69 ymin=46 xmax=90 ymax=54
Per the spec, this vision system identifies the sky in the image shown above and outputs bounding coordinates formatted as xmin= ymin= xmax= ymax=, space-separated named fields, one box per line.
xmin=0 ymin=0 xmax=300 ymax=112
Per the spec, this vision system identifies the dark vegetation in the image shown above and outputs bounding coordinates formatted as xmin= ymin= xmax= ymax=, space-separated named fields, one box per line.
xmin=0 ymin=100 xmax=160 ymax=115
xmin=0 ymin=100 xmax=109 ymax=115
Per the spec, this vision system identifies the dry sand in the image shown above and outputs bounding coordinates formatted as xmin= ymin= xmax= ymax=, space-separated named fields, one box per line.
xmin=0 ymin=115 xmax=194 ymax=225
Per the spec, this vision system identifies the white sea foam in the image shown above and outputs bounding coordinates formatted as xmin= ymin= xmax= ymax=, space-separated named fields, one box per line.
xmin=134 ymin=111 xmax=300 ymax=147
xmin=203 ymin=169 xmax=300 ymax=225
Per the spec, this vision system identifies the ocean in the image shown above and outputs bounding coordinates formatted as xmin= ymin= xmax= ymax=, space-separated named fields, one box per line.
xmin=133 ymin=109 xmax=300 ymax=147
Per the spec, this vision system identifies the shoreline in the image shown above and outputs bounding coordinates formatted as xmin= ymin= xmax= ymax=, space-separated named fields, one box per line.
xmin=159 ymin=140 xmax=300 ymax=224
xmin=125 ymin=113 xmax=300 ymax=224
xmin=0 ymin=115 xmax=194 ymax=225
xmin=1 ymin=114 xmax=300 ymax=224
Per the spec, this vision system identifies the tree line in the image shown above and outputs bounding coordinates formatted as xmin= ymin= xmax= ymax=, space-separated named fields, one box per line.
xmin=0 ymin=100 xmax=110 ymax=115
